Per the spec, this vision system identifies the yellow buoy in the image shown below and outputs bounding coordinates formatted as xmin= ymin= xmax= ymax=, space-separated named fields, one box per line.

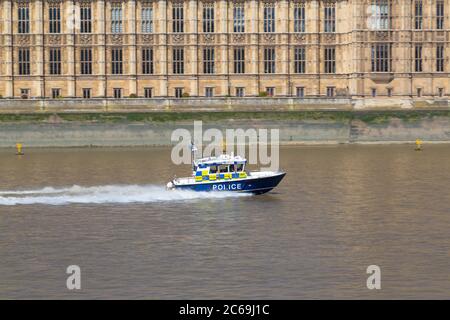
xmin=415 ymin=139 xmax=422 ymax=151
xmin=16 ymin=143 xmax=24 ymax=155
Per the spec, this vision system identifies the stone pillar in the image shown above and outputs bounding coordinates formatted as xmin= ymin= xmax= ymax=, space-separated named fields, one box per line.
xmin=404 ymin=1 xmax=413 ymax=97
xmin=35 ymin=0 xmax=45 ymax=98
xmin=425 ymin=0 xmax=433 ymax=30
xmin=350 ymin=0 xmax=365 ymax=97
xmin=188 ymin=0 xmax=198 ymax=96
xmin=311 ymin=0 xmax=320 ymax=96
xmin=66 ymin=1 xmax=76 ymax=98
xmin=97 ymin=0 xmax=106 ymax=97
xmin=220 ymin=0 xmax=227 ymax=32
xmin=250 ymin=0 xmax=258 ymax=95
xmin=3 ymin=0 xmax=13 ymax=97
xmin=128 ymin=0 xmax=137 ymax=95
xmin=395 ymin=1 xmax=409 ymax=74
xmin=220 ymin=0 xmax=228 ymax=95
xmin=280 ymin=0 xmax=289 ymax=90
xmin=158 ymin=0 xmax=167 ymax=97
xmin=187 ymin=0 xmax=195 ymax=75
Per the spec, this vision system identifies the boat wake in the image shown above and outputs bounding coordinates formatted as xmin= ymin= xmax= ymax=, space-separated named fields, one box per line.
xmin=0 ymin=184 xmax=250 ymax=206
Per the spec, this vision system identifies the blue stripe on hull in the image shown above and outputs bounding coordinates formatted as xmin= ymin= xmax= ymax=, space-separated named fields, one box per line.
xmin=174 ymin=172 xmax=286 ymax=195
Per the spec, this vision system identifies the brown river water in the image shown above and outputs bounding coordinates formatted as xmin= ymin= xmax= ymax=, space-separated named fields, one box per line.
xmin=0 ymin=145 xmax=449 ymax=299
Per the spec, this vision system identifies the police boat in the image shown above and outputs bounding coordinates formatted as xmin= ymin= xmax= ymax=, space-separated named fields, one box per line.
xmin=166 ymin=145 xmax=285 ymax=195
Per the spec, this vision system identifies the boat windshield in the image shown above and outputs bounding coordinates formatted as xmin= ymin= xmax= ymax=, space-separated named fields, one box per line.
xmin=219 ymin=165 xmax=228 ymax=173
xmin=209 ymin=165 xmax=218 ymax=173
xmin=236 ymin=164 xmax=244 ymax=172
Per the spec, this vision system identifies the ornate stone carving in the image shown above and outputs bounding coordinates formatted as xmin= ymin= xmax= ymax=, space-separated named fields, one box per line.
xmin=203 ymin=34 xmax=215 ymax=43
xmin=141 ymin=34 xmax=154 ymax=44
xmin=47 ymin=35 xmax=61 ymax=45
xmin=323 ymin=33 xmax=336 ymax=43
xmin=232 ymin=34 xmax=245 ymax=43
xmin=293 ymin=33 xmax=306 ymax=43
xmin=413 ymin=32 xmax=423 ymax=41
xmin=47 ymin=0 xmax=63 ymax=5
xmin=110 ymin=34 xmax=123 ymax=44
xmin=263 ymin=33 xmax=275 ymax=43
xmin=79 ymin=34 xmax=92 ymax=44
xmin=172 ymin=34 xmax=184 ymax=44
xmin=263 ymin=1 xmax=275 ymax=7
xmin=375 ymin=31 xmax=389 ymax=41
xmin=16 ymin=35 xmax=30 ymax=45
xmin=435 ymin=31 xmax=445 ymax=41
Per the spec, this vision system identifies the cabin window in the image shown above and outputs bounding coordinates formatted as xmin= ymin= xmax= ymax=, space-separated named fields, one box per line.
xmin=219 ymin=165 xmax=229 ymax=173
xmin=236 ymin=164 xmax=244 ymax=172
xmin=209 ymin=165 xmax=217 ymax=173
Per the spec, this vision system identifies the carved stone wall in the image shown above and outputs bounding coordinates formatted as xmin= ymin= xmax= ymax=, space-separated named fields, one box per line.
xmin=0 ymin=0 xmax=448 ymax=99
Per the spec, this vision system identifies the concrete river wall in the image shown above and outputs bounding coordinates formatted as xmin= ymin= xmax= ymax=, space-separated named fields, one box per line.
xmin=1 ymin=113 xmax=450 ymax=147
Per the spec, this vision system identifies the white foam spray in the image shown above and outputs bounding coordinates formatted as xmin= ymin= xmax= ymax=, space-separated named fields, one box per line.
xmin=0 ymin=185 xmax=250 ymax=206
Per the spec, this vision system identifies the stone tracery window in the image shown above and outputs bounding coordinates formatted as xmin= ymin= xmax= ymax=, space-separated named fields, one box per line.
xmin=370 ymin=0 xmax=390 ymax=30
xmin=173 ymin=47 xmax=184 ymax=74
xmin=203 ymin=47 xmax=215 ymax=74
xmin=172 ymin=2 xmax=184 ymax=33
xmin=294 ymin=46 xmax=306 ymax=74
xmin=264 ymin=47 xmax=276 ymax=73
xmin=234 ymin=47 xmax=245 ymax=74
xmin=436 ymin=0 xmax=445 ymax=30
xmin=80 ymin=48 xmax=92 ymax=74
xmin=111 ymin=47 xmax=123 ymax=74
xmin=415 ymin=44 xmax=422 ymax=72
xmin=111 ymin=2 xmax=123 ymax=33
xmin=294 ymin=1 xmax=306 ymax=33
xmin=233 ymin=2 xmax=245 ymax=33
xmin=142 ymin=47 xmax=154 ymax=74
xmin=324 ymin=46 xmax=336 ymax=73
xmin=414 ymin=0 xmax=423 ymax=30
xmin=18 ymin=1 xmax=30 ymax=34
xmin=203 ymin=2 xmax=215 ymax=33
xmin=18 ymin=48 xmax=31 ymax=75
xmin=263 ymin=3 xmax=275 ymax=33
xmin=80 ymin=1 xmax=92 ymax=33
xmin=49 ymin=1 xmax=61 ymax=33
xmin=324 ymin=1 xmax=336 ymax=33
xmin=436 ymin=45 xmax=444 ymax=72
xmin=371 ymin=43 xmax=391 ymax=72
xmin=142 ymin=2 xmax=154 ymax=33
xmin=49 ymin=47 xmax=62 ymax=75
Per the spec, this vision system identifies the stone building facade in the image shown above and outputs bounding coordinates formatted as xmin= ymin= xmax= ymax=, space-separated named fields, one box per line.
xmin=0 ymin=0 xmax=448 ymax=99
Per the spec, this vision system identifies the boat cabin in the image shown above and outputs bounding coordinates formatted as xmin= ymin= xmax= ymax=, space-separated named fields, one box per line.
xmin=193 ymin=154 xmax=248 ymax=182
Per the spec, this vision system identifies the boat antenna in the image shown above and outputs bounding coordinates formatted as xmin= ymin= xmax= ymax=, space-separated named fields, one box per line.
xmin=190 ymin=140 xmax=198 ymax=171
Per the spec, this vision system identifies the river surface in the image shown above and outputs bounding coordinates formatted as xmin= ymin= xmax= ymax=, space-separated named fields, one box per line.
xmin=0 ymin=145 xmax=449 ymax=299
